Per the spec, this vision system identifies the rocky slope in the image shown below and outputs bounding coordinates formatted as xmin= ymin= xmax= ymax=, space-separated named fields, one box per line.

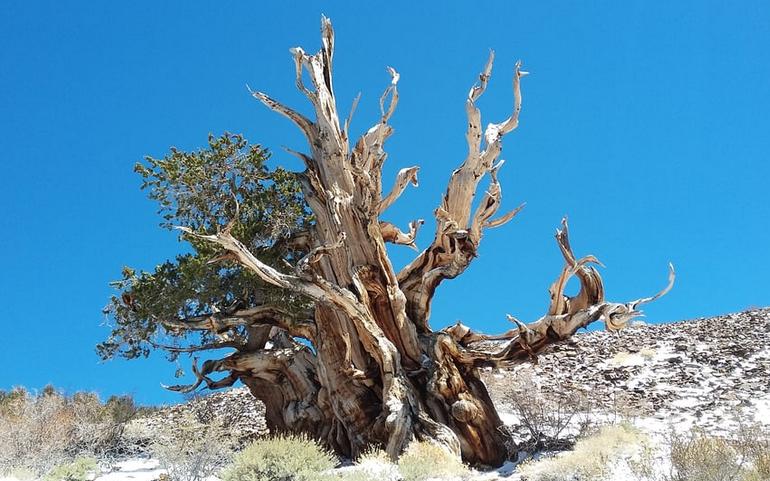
xmin=126 ymin=386 xmax=267 ymax=451
xmin=484 ymin=306 xmax=770 ymax=436
xmin=133 ymin=307 xmax=770 ymax=442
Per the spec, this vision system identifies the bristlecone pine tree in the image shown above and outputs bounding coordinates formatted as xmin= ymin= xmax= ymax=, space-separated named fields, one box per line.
xmin=101 ymin=17 xmax=674 ymax=466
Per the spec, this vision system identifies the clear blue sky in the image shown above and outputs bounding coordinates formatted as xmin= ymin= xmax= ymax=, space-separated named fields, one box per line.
xmin=1 ymin=1 xmax=768 ymax=405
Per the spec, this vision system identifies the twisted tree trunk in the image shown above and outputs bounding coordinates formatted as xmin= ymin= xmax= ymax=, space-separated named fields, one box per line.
xmin=168 ymin=17 xmax=674 ymax=466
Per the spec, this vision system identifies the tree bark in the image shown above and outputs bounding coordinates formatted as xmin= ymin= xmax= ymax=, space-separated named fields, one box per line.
xmin=167 ymin=17 xmax=674 ymax=467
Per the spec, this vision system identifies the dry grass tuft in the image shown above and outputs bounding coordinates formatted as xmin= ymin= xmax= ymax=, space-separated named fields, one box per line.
xmin=396 ymin=441 xmax=470 ymax=481
xmin=517 ymin=423 xmax=653 ymax=481
xmin=666 ymin=424 xmax=770 ymax=481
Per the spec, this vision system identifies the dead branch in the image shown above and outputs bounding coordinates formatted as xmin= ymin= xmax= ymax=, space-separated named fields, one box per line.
xmin=380 ymin=166 xmax=420 ymax=214
xmin=380 ymin=219 xmax=424 ymax=250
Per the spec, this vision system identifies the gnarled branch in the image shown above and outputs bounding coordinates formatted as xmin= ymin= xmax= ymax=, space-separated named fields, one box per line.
xmin=380 ymin=166 xmax=420 ymax=214
xmin=442 ymin=222 xmax=675 ymax=366
xmin=397 ymin=54 xmax=527 ymax=329
xmin=380 ymin=219 xmax=424 ymax=250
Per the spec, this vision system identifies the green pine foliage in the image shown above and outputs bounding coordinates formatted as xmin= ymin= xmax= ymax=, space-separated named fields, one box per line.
xmin=99 ymin=133 xmax=312 ymax=362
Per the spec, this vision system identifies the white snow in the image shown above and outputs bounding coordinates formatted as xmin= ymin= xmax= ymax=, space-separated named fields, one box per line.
xmin=753 ymin=395 xmax=770 ymax=425
xmin=94 ymin=459 xmax=164 ymax=481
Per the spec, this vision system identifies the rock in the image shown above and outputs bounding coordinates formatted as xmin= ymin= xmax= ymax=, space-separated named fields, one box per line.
xmin=482 ymin=307 xmax=770 ymax=436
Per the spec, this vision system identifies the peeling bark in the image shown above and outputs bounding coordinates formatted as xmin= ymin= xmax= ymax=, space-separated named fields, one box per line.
xmin=162 ymin=17 xmax=674 ymax=467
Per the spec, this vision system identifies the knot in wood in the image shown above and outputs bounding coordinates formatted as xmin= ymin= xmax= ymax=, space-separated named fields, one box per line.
xmin=451 ymin=399 xmax=479 ymax=422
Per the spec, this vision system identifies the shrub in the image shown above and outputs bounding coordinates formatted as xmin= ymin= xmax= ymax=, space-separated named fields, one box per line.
xmin=1 ymin=467 xmax=36 ymax=480
xmin=610 ymin=351 xmax=649 ymax=367
xmin=222 ymin=434 xmax=337 ymax=481
xmin=73 ymin=393 xmax=137 ymax=457
xmin=0 ymin=387 xmax=136 ymax=475
xmin=737 ymin=424 xmax=770 ymax=481
xmin=151 ymin=411 xmax=236 ymax=481
xmin=0 ymin=387 xmax=74 ymax=474
xmin=505 ymin=370 xmax=591 ymax=453
xmin=43 ymin=457 xmax=98 ymax=481
xmin=666 ymin=424 xmax=770 ymax=481
xmin=517 ymin=423 xmax=653 ymax=481
xmin=396 ymin=441 xmax=469 ymax=481
xmin=667 ymin=431 xmax=741 ymax=481
xmin=341 ymin=449 xmax=400 ymax=481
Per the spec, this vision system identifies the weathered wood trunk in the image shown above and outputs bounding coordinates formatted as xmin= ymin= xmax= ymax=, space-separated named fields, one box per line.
xmin=175 ymin=17 xmax=674 ymax=466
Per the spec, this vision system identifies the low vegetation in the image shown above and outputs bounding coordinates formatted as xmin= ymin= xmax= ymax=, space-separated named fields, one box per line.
xmin=504 ymin=369 xmax=593 ymax=453
xmin=666 ymin=425 xmax=770 ymax=481
xmin=151 ymin=411 xmax=236 ymax=481
xmin=340 ymin=449 xmax=401 ymax=481
xmin=396 ymin=442 xmax=470 ymax=481
xmin=43 ymin=457 xmax=98 ymax=481
xmin=0 ymin=386 xmax=136 ymax=477
xmin=3 ymin=383 xmax=769 ymax=481
xmin=222 ymin=434 xmax=338 ymax=481
xmin=517 ymin=423 xmax=653 ymax=481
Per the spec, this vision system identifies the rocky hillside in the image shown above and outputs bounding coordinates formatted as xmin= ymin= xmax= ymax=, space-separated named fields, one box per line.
xmin=485 ymin=306 xmax=770 ymax=437
xmin=134 ymin=307 xmax=770 ymax=441
xmin=127 ymin=386 xmax=267 ymax=450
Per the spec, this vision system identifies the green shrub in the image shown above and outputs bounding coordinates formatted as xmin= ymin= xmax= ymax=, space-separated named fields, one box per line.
xmin=396 ymin=441 xmax=469 ymax=481
xmin=43 ymin=457 xmax=98 ymax=481
xmin=222 ymin=434 xmax=337 ymax=481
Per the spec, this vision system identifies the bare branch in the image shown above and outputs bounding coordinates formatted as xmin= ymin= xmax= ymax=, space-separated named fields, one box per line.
xmin=159 ymin=305 xmax=317 ymax=343
xmin=343 ymin=92 xmax=361 ymax=139
xmin=547 ymin=218 xmax=605 ymax=316
xmin=628 ymin=262 xmax=676 ymax=310
xmin=151 ymin=340 xmax=242 ymax=353
xmin=484 ymin=60 xmax=528 ymax=145
xmin=443 ymin=225 xmax=676 ymax=367
xmin=282 ymin=146 xmax=314 ymax=170
xmin=466 ymin=50 xmax=495 ymax=155
xmin=176 ymin=226 xmax=293 ymax=289
xmin=469 ymin=161 xmax=521 ymax=241
xmin=295 ymin=232 xmax=347 ymax=277
xmin=486 ymin=202 xmax=526 ymax=229
xmin=289 ymin=47 xmax=314 ymax=100
xmin=380 ymin=219 xmax=424 ymax=250
xmin=162 ymin=354 xmax=255 ymax=394
xmin=379 ymin=67 xmax=400 ymax=124
xmin=249 ymin=87 xmax=314 ymax=139
xmin=379 ymin=166 xmax=420 ymax=214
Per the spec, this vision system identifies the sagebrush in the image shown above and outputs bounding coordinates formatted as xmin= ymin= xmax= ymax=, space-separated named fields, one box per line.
xmin=222 ymin=434 xmax=338 ymax=481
